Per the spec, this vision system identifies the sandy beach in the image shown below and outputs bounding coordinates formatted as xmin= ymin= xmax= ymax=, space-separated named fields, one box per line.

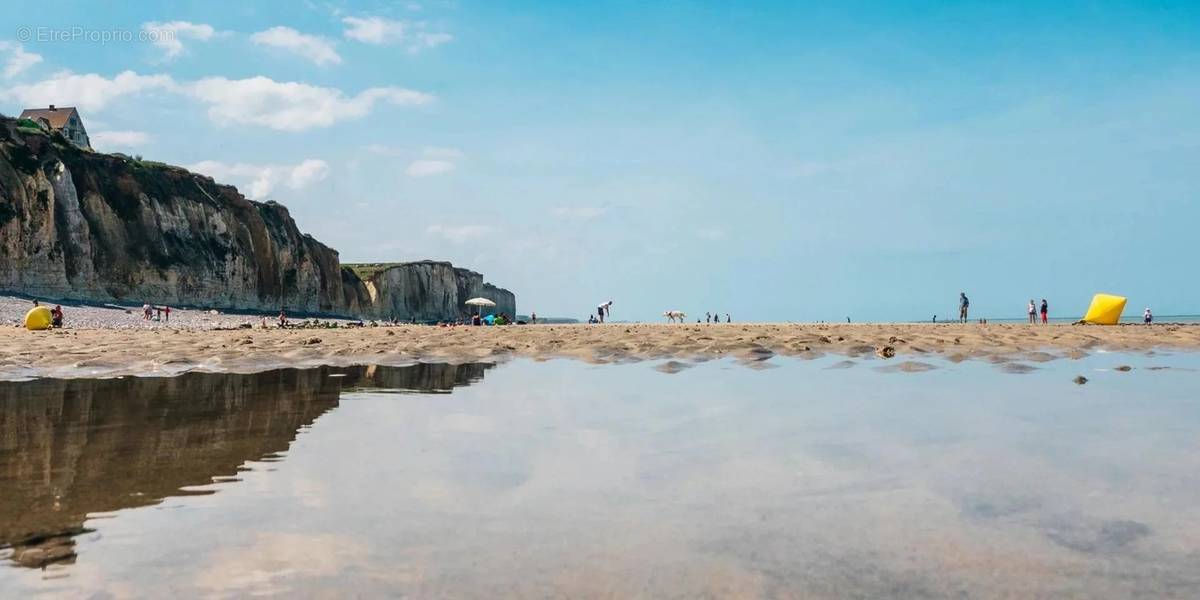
xmin=3 ymin=321 xmax=1198 ymax=380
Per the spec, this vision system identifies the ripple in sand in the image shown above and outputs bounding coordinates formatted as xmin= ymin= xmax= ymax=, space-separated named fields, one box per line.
xmin=654 ymin=361 xmax=693 ymax=374
xmin=998 ymin=363 xmax=1037 ymax=374
xmin=1024 ymin=351 xmax=1058 ymax=363
xmin=1042 ymin=516 xmax=1151 ymax=555
xmin=826 ymin=360 xmax=856 ymax=369
xmin=875 ymin=361 xmax=937 ymax=373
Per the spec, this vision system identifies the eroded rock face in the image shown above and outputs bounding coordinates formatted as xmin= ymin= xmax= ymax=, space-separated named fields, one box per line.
xmin=343 ymin=261 xmax=516 ymax=321
xmin=0 ymin=119 xmax=515 ymax=320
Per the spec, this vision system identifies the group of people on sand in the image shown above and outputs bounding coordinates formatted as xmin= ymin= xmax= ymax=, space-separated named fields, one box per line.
xmin=142 ymin=302 xmax=171 ymax=322
xmin=704 ymin=312 xmax=730 ymax=324
xmin=1027 ymin=299 xmax=1050 ymax=324
xmin=944 ymin=292 xmax=1155 ymax=325
xmin=31 ymin=299 xmax=65 ymax=328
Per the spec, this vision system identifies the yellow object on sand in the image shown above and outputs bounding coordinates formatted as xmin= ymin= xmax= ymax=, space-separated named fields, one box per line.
xmin=1081 ymin=293 xmax=1127 ymax=325
xmin=24 ymin=306 xmax=53 ymax=330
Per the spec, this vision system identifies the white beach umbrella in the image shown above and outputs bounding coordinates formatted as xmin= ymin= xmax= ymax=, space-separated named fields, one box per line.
xmin=465 ymin=297 xmax=496 ymax=316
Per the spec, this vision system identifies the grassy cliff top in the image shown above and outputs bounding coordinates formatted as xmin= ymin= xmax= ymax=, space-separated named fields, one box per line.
xmin=343 ymin=261 xmax=459 ymax=280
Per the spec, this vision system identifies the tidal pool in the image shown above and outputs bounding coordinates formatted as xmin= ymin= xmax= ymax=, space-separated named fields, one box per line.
xmin=1 ymin=354 xmax=1198 ymax=598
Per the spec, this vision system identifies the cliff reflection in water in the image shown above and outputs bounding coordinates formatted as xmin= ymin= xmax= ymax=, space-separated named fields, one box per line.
xmin=0 ymin=362 xmax=492 ymax=569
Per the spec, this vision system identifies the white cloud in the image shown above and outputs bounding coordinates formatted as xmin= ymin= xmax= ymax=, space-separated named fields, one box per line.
xmin=141 ymin=21 xmax=216 ymax=60
xmin=0 ymin=41 xmax=42 ymax=78
xmin=188 ymin=159 xmax=330 ymax=199
xmin=0 ymin=70 xmax=175 ymax=112
xmin=552 ymin=206 xmax=606 ymax=220
xmin=342 ymin=16 xmax=405 ymax=44
xmin=250 ymin=26 xmax=342 ymax=66
xmin=426 ymin=224 xmax=494 ymax=243
xmin=404 ymin=146 xmax=463 ymax=177
xmin=406 ymin=159 xmax=455 ymax=177
xmin=90 ymin=130 xmax=151 ymax=149
xmin=342 ymin=16 xmax=452 ymax=52
xmin=189 ymin=76 xmax=433 ymax=131
xmin=289 ymin=159 xmax=331 ymax=188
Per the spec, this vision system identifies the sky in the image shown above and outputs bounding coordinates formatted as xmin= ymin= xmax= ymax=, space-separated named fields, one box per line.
xmin=1 ymin=1 xmax=1197 ymax=322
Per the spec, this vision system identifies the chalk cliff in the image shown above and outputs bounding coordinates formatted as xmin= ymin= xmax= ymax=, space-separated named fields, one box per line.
xmin=343 ymin=261 xmax=517 ymax=321
xmin=0 ymin=117 xmax=514 ymax=320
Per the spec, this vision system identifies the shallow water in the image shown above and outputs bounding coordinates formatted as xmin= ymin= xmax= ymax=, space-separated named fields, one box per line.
xmin=1 ymin=354 xmax=1199 ymax=598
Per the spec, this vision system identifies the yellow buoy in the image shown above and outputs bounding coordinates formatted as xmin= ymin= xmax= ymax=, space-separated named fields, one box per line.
xmin=1081 ymin=293 xmax=1127 ymax=325
xmin=24 ymin=306 xmax=53 ymax=331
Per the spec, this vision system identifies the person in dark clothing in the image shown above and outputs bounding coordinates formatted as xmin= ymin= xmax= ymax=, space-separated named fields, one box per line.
xmin=1040 ymin=299 xmax=1048 ymax=324
xmin=959 ymin=293 xmax=970 ymax=323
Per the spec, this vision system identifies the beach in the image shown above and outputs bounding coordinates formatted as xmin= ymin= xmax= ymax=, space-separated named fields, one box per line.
xmin=3 ymin=320 xmax=1198 ymax=380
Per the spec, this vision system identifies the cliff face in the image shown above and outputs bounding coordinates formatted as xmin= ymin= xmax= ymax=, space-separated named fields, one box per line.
xmin=0 ymin=118 xmax=514 ymax=319
xmin=345 ymin=261 xmax=517 ymax=321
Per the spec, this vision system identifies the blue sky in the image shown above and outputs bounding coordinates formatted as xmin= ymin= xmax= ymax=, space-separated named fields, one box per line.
xmin=1 ymin=1 xmax=1197 ymax=321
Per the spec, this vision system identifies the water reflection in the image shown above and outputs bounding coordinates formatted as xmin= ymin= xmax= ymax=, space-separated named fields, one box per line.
xmin=0 ymin=363 xmax=491 ymax=569
xmin=2 ymin=356 xmax=1199 ymax=597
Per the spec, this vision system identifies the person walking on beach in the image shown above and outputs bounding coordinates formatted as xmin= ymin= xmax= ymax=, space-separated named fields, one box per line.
xmin=1040 ymin=299 xmax=1048 ymax=324
xmin=705 ymin=312 xmax=711 ymax=323
xmin=959 ymin=293 xmax=969 ymax=323
xmin=1144 ymin=308 xmax=1153 ymax=324
xmin=1028 ymin=299 xmax=1037 ymax=324
xmin=726 ymin=314 xmax=731 ymax=323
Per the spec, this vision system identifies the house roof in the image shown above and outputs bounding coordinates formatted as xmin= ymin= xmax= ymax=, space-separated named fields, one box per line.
xmin=18 ymin=107 xmax=81 ymax=130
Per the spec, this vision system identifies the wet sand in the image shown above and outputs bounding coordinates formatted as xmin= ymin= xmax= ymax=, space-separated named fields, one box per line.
xmin=2 ymin=322 xmax=1198 ymax=380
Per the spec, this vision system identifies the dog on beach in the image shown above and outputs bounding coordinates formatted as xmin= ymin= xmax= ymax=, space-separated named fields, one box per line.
xmin=663 ymin=310 xmax=687 ymax=323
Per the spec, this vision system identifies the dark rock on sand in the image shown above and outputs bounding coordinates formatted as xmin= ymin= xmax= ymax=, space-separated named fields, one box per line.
xmin=1073 ymin=375 xmax=1088 ymax=385
xmin=1114 ymin=365 xmax=1133 ymax=372
xmin=874 ymin=345 xmax=896 ymax=359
